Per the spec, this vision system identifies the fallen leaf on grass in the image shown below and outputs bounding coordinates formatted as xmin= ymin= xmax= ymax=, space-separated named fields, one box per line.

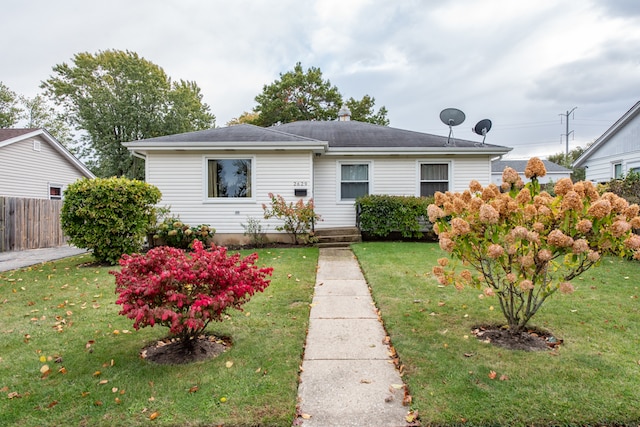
xmin=488 ymin=370 xmax=497 ymax=380
xmin=47 ymin=400 xmax=58 ymax=408
xmin=405 ymin=411 xmax=419 ymax=423
xmin=40 ymin=365 xmax=51 ymax=378
xmin=499 ymin=374 xmax=509 ymax=381
xmin=225 ymin=361 xmax=233 ymax=368
xmin=98 ymin=380 xmax=108 ymax=385
xmin=7 ymin=392 xmax=21 ymax=399
xmin=188 ymin=386 xmax=198 ymax=393
xmin=149 ymin=411 xmax=159 ymax=420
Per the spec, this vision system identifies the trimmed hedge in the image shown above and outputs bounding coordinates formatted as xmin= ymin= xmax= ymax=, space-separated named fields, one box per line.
xmin=61 ymin=177 xmax=162 ymax=265
xmin=356 ymin=194 xmax=435 ymax=239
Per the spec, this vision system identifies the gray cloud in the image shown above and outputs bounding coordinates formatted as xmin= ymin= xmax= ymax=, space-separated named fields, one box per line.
xmin=1 ymin=0 xmax=638 ymax=159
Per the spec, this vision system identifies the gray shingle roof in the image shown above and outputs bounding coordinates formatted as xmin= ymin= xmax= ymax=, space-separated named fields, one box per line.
xmin=492 ymin=159 xmax=571 ymax=173
xmin=128 ymin=120 xmax=511 ymax=154
xmin=275 ymin=120 xmax=503 ymax=149
xmin=137 ymin=124 xmax=320 ymax=143
xmin=0 ymin=128 xmax=39 ymax=142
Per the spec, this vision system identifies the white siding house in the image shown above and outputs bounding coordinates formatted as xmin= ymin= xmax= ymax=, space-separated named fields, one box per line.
xmin=125 ymin=120 xmax=511 ymax=244
xmin=0 ymin=129 xmax=95 ymax=199
xmin=491 ymin=160 xmax=571 ymax=186
xmin=573 ymin=101 xmax=640 ymax=183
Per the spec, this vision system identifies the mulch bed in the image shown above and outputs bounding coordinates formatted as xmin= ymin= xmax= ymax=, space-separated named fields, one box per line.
xmin=472 ymin=324 xmax=563 ymax=351
xmin=140 ymin=334 xmax=232 ymax=365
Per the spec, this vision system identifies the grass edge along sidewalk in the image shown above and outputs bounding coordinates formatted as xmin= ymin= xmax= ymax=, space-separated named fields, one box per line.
xmin=353 ymin=241 xmax=640 ymax=427
xmin=0 ymin=247 xmax=318 ymax=427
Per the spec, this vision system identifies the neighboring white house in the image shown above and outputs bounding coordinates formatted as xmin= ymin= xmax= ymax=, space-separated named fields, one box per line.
xmin=573 ymin=100 xmax=640 ymax=183
xmin=124 ymin=119 xmax=512 ymax=245
xmin=491 ymin=159 xmax=572 ymax=186
xmin=0 ymin=128 xmax=95 ymax=199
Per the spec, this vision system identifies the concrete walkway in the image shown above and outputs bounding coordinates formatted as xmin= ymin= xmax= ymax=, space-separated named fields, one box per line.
xmin=0 ymin=246 xmax=88 ymax=272
xmin=297 ymin=248 xmax=408 ymax=427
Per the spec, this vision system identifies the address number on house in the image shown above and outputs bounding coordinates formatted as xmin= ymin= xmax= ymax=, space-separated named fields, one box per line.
xmin=293 ymin=181 xmax=308 ymax=187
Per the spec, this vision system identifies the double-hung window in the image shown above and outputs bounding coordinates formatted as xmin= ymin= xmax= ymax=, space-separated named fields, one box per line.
xmin=420 ymin=163 xmax=449 ymax=197
xmin=613 ymin=162 xmax=623 ymax=179
xmin=340 ymin=163 xmax=369 ymax=200
xmin=207 ymin=158 xmax=252 ymax=199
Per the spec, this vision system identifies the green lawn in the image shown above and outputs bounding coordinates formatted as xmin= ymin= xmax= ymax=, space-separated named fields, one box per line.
xmin=0 ymin=247 xmax=318 ymax=427
xmin=4 ymin=242 xmax=640 ymax=426
xmin=353 ymin=242 xmax=640 ymax=426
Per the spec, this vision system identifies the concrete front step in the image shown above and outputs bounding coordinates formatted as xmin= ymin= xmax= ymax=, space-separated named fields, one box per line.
xmin=317 ymin=234 xmax=362 ymax=242
xmin=314 ymin=227 xmax=362 ymax=248
xmin=314 ymin=227 xmax=360 ymax=237
xmin=316 ymin=242 xmax=356 ymax=249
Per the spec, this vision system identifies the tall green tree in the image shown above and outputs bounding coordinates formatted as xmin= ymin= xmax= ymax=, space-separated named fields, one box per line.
xmin=42 ymin=50 xmax=215 ymax=179
xmin=20 ymin=95 xmax=74 ymax=149
xmin=547 ymin=146 xmax=587 ymax=182
xmin=345 ymin=95 xmax=389 ymax=126
xmin=0 ymin=81 xmax=22 ymax=128
xmin=251 ymin=62 xmax=389 ymax=127
xmin=226 ymin=111 xmax=260 ymax=126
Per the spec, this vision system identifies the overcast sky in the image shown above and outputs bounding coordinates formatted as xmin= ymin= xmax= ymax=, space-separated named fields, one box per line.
xmin=3 ymin=0 xmax=640 ymax=159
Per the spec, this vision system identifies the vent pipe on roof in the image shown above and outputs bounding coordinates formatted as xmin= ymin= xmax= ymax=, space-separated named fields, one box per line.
xmin=338 ymin=105 xmax=351 ymax=121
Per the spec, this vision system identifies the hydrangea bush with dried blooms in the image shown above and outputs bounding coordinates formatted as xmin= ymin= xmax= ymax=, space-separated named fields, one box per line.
xmin=428 ymin=157 xmax=640 ymax=333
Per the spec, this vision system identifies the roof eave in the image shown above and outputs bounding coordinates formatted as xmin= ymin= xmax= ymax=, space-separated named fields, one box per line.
xmin=123 ymin=140 xmax=329 ymax=153
xmin=1 ymin=129 xmax=95 ymax=178
xmin=573 ymin=100 xmax=640 ymax=168
xmin=324 ymin=146 xmax=513 ymax=156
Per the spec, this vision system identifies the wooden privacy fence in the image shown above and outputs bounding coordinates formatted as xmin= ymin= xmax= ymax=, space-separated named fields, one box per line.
xmin=0 ymin=197 xmax=68 ymax=252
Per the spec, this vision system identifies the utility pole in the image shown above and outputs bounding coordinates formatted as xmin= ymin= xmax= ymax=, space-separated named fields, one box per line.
xmin=559 ymin=107 xmax=577 ymax=158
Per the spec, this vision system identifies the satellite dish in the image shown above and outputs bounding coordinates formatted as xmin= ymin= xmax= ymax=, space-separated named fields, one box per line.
xmin=473 ymin=119 xmax=492 ymax=145
xmin=440 ymin=108 xmax=466 ymax=127
xmin=439 ymin=108 xmax=466 ymax=145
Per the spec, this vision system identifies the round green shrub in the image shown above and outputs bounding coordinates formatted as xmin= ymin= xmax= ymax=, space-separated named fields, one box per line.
xmin=61 ymin=177 xmax=162 ymax=264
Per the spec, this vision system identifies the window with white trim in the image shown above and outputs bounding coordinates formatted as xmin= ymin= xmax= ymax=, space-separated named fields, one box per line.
xmin=420 ymin=163 xmax=449 ymax=197
xmin=207 ymin=158 xmax=252 ymax=198
xmin=340 ymin=163 xmax=369 ymax=200
xmin=49 ymin=184 xmax=62 ymax=200
xmin=613 ymin=162 xmax=623 ymax=179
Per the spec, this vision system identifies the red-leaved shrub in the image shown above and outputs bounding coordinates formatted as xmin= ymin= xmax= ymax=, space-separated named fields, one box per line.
xmin=112 ymin=240 xmax=272 ymax=344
